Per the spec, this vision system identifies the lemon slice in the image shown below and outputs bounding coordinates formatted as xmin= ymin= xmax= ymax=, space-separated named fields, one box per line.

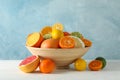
xmin=52 ymin=23 xmax=64 ymax=31
xmin=70 ymin=36 xmax=85 ymax=48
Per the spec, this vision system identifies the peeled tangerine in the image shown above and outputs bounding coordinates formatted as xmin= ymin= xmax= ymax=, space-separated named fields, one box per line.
xmin=19 ymin=55 xmax=40 ymax=73
xmin=26 ymin=32 xmax=43 ymax=47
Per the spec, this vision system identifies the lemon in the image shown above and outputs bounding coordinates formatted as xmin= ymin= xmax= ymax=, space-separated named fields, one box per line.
xmin=52 ymin=29 xmax=64 ymax=39
xmin=74 ymin=58 xmax=87 ymax=71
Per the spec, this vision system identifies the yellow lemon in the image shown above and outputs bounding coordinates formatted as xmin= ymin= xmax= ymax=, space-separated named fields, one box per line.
xmin=74 ymin=58 xmax=87 ymax=71
xmin=52 ymin=29 xmax=64 ymax=39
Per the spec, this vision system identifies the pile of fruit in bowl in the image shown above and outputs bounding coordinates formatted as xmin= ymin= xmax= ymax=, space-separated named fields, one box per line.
xmin=19 ymin=23 xmax=105 ymax=73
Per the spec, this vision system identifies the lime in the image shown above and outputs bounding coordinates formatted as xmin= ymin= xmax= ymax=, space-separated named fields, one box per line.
xmin=74 ymin=58 xmax=87 ymax=71
xmin=95 ymin=57 xmax=106 ymax=69
xmin=43 ymin=33 xmax=52 ymax=40
xmin=71 ymin=32 xmax=83 ymax=39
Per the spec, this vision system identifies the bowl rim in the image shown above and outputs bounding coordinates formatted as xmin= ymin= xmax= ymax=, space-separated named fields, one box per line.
xmin=26 ymin=46 xmax=91 ymax=50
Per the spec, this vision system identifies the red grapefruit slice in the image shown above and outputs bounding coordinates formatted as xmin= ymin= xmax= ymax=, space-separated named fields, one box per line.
xmin=19 ymin=55 xmax=40 ymax=73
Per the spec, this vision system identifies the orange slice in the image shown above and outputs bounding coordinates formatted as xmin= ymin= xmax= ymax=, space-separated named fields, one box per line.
xmin=26 ymin=32 xmax=43 ymax=47
xmin=88 ymin=60 xmax=102 ymax=71
xmin=52 ymin=23 xmax=64 ymax=31
xmin=82 ymin=38 xmax=92 ymax=47
xmin=40 ymin=26 xmax=52 ymax=36
xmin=59 ymin=36 xmax=75 ymax=48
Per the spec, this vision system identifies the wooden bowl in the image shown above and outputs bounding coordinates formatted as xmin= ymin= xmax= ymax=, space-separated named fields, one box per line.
xmin=26 ymin=46 xmax=90 ymax=69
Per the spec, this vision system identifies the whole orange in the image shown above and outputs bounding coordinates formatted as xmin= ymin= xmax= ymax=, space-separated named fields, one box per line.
xmin=39 ymin=59 xmax=56 ymax=73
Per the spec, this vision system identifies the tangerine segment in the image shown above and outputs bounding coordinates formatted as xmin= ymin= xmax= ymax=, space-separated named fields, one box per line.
xmin=52 ymin=23 xmax=64 ymax=31
xmin=82 ymin=38 xmax=92 ymax=47
xmin=59 ymin=36 xmax=75 ymax=48
xmin=40 ymin=26 xmax=52 ymax=36
xmin=88 ymin=60 xmax=102 ymax=71
xmin=26 ymin=32 xmax=43 ymax=47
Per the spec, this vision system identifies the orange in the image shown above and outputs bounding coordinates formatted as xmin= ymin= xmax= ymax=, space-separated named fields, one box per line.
xmin=40 ymin=26 xmax=52 ymax=36
xmin=41 ymin=38 xmax=59 ymax=48
xmin=26 ymin=32 xmax=44 ymax=47
xmin=39 ymin=58 xmax=56 ymax=73
xmin=88 ymin=60 xmax=102 ymax=71
xmin=19 ymin=55 xmax=40 ymax=73
xmin=52 ymin=23 xmax=64 ymax=31
xmin=52 ymin=29 xmax=64 ymax=39
xmin=82 ymin=38 xmax=92 ymax=47
xmin=59 ymin=36 xmax=75 ymax=48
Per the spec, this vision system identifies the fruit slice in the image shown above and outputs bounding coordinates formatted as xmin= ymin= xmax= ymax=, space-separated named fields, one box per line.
xmin=19 ymin=55 xmax=40 ymax=73
xmin=71 ymin=32 xmax=83 ymax=39
xmin=39 ymin=58 xmax=56 ymax=73
xmin=52 ymin=23 xmax=64 ymax=31
xmin=70 ymin=36 xmax=85 ymax=48
xmin=52 ymin=29 xmax=64 ymax=39
xmin=59 ymin=36 xmax=75 ymax=48
xmin=40 ymin=26 xmax=52 ymax=36
xmin=95 ymin=57 xmax=106 ymax=69
xmin=88 ymin=60 xmax=102 ymax=71
xmin=26 ymin=32 xmax=43 ymax=47
xmin=82 ymin=38 xmax=92 ymax=47
xmin=41 ymin=38 xmax=59 ymax=48
xmin=74 ymin=58 xmax=87 ymax=71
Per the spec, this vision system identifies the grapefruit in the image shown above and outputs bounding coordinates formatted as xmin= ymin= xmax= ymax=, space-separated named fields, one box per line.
xmin=19 ymin=55 xmax=40 ymax=73
xmin=70 ymin=36 xmax=85 ymax=48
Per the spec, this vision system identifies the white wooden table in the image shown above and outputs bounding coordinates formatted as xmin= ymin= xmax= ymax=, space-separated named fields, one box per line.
xmin=0 ymin=60 xmax=120 ymax=80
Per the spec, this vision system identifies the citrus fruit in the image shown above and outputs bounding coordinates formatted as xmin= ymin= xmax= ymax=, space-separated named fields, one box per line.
xmin=88 ymin=60 xmax=102 ymax=71
xmin=63 ymin=32 xmax=70 ymax=36
xmin=82 ymin=38 xmax=92 ymax=47
xmin=43 ymin=33 xmax=52 ymax=40
xmin=70 ymin=36 xmax=85 ymax=48
xmin=39 ymin=58 xmax=56 ymax=73
xmin=59 ymin=36 xmax=75 ymax=48
xmin=40 ymin=26 xmax=52 ymax=36
xmin=41 ymin=38 xmax=59 ymax=48
xmin=26 ymin=32 xmax=44 ymax=47
xmin=74 ymin=58 xmax=87 ymax=71
xmin=95 ymin=57 xmax=106 ymax=69
xmin=52 ymin=29 xmax=64 ymax=39
xmin=19 ymin=55 xmax=40 ymax=73
xmin=52 ymin=23 xmax=64 ymax=31
xmin=71 ymin=32 xmax=83 ymax=39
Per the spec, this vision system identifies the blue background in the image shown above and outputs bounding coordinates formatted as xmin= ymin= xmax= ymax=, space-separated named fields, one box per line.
xmin=0 ymin=0 xmax=120 ymax=60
